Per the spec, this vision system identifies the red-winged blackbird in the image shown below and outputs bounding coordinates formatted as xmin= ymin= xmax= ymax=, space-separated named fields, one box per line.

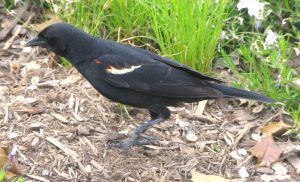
xmin=26 ymin=23 xmax=274 ymax=151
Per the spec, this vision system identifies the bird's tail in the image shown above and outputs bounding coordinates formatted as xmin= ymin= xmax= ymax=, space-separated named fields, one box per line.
xmin=207 ymin=82 xmax=274 ymax=103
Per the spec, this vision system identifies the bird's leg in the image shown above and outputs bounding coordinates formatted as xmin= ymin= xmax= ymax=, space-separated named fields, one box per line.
xmin=109 ymin=106 xmax=170 ymax=152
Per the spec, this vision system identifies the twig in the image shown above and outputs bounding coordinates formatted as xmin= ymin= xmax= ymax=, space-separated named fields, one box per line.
xmin=45 ymin=136 xmax=79 ymax=158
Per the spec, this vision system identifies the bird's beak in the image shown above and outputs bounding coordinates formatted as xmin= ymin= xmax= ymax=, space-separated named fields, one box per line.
xmin=24 ymin=37 xmax=47 ymax=47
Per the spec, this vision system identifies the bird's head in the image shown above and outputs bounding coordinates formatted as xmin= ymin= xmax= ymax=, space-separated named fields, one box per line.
xmin=25 ymin=23 xmax=96 ymax=62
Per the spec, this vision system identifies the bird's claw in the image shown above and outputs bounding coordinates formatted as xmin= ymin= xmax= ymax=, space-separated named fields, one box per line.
xmin=108 ymin=133 xmax=157 ymax=152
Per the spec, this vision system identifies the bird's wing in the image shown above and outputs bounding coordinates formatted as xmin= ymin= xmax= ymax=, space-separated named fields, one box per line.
xmin=96 ymin=55 xmax=224 ymax=99
xmin=130 ymin=47 xmax=224 ymax=83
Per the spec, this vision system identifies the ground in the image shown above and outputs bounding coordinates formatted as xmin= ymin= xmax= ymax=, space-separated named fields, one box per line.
xmin=0 ymin=2 xmax=299 ymax=182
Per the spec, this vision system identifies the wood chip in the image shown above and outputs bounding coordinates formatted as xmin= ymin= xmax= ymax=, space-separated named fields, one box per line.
xmin=45 ymin=136 xmax=79 ymax=158
xmin=51 ymin=113 xmax=69 ymax=124
xmin=81 ymin=137 xmax=98 ymax=155
xmin=26 ymin=174 xmax=50 ymax=182
xmin=90 ymin=160 xmax=103 ymax=171
xmin=194 ymin=100 xmax=207 ymax=116
xmin=53 ymin=168 xmax=70 ymax=179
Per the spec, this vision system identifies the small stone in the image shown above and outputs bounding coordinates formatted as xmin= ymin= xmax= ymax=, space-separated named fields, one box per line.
xmin=77 ymin=125 xmax=92 ymax=136
xmin=238 ymin=166 xmax=249 ymax=179
xmin=185 ymin=127 xmax=198 ymax=142
xmin=251 ymin=133 xmax=261 ymax=141
xmin=85 ymin=165 xmax=92 ymax=173
xmin=230 ymin=150 xmax=243 ymax=160
xmin=237 ymin=148 xmax=247 ymax=156
xmin=42 ymin=169 xmax=49 ymax=176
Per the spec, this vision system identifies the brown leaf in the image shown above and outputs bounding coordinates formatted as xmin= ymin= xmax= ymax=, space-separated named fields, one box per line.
xmin=249 ymin=135 xmax=283 ymax=167
xmin=261 ymin=121 xmax=292 ymax=136
xmin=191 ymin=170 xmax=228 ymax=182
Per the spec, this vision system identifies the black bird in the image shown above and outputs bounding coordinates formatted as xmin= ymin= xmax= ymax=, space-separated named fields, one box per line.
xmin=26 ymin=23 xmax=274 ymax=151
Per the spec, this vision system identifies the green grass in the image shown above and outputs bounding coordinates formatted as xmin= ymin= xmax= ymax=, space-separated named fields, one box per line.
xmin=0 ymin=170 xmax=24 ymax=182
xmin=148 ymin=0 xmax=230 ymax=72
xmin=47 ymin=0 xmax=299 ymax=129
xmin=0 ymin=170 xmax=4 ymax=182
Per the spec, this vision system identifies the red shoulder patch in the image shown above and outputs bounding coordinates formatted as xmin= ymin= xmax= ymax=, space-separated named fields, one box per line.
xmin=95 ymin=59 xmax=102 ymax=64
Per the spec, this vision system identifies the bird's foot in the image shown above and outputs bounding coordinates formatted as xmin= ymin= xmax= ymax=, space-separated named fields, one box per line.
xmin=108 ymin=133 xmax=157 ymax=153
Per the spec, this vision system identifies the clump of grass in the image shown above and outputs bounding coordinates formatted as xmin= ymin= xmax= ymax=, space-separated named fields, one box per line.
xmin=149 ymin=0 xmax=230 ymax=72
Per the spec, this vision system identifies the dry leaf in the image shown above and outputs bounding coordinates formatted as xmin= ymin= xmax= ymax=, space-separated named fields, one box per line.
xmin=249 ymin=135 xmax=283 ymax=167
xmin=261 ymin=121 xmax=292 ymax=136
xmin=191 ymin=170 xmax=228 ymax=182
